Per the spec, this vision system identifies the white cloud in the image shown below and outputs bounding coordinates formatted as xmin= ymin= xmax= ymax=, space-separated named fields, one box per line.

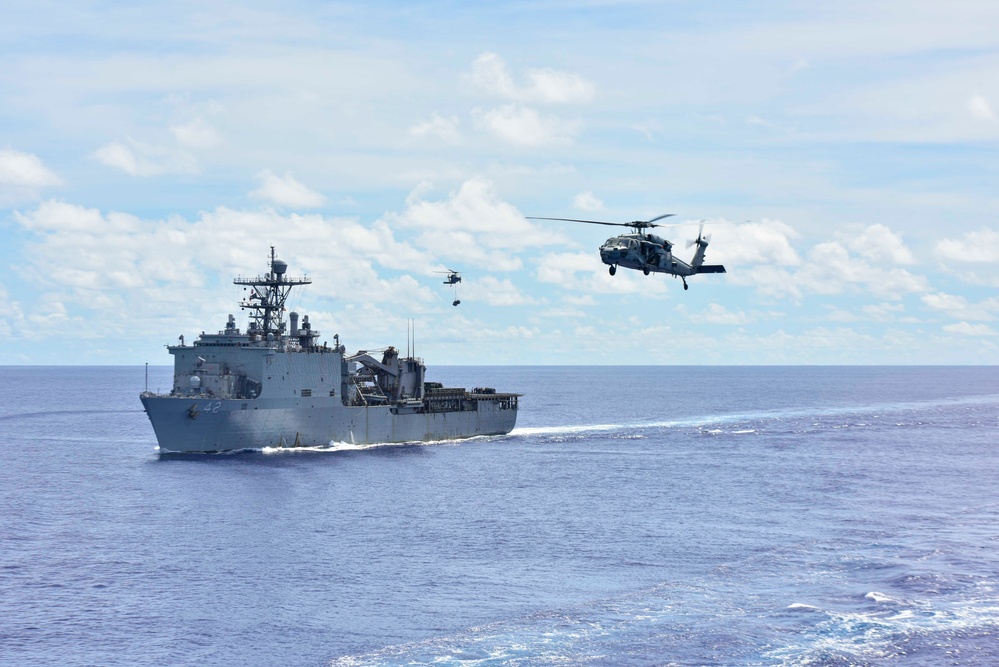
xmin=921 ymin=292 xmax=999 ymax=321
xmin=473 ymin=104 xmax=581 ymax=147
xmin=936 ymin=227 xmax=999 ymax=263
xmin=250 ymin=169 xmax=325 ymax=208
xmin=726 ymin=265 xmax=802 ymax=301
xmin=0 ymin=148 xmax=62 ymax=188
xmin=11 ymin=199 xmax=440 ymax=342
xmin=717 ymin=221 xmax=925 ymax=301
xmin=943 ymin=321 xmax=997 ymax=336
xmin=535 ymin=251 xmax=596 ymax=284
xmin=709 ymin=219 xmax=801 ymax=266
xmin=467 ymin=52 xmax=595 ymax=104
xmin=862 ymin=302 xmax=908 ymax=322
xmin=467 ymin=52 xmax=518 ymax=100
xmin=572 ymin=191 xmax=604 ymax=212
xmin=845 ymin=223 xmax=915 ymax=265
xmin=462 ymin=275 xmax=535 ymax=306
xmin=0 ymin=284 xmax=26 ymax=337
xmin=409 ymin=113 xmax=461 ymax=143
xmin=170 ymin=117 xmax=222 ymax=149
xmin=795 ymin=241 xmax=928 ymax=300
xmin=563 ymin=294 xmax=596 ymax=307
xmin=465 ymin=53 xmax=590 ymax=148
xmin=93 ymin=140 xmax=199 ymax=176
xmin=15 ymin=200 xmax=139 ymax=234
xmin=968 ymin=94 xmax=996 ymax=121
xmin=524 ymin=66 xmax=596 ymax=104
xmin=679 ymin=303 xmax=752 ymax=325
xmin=535 ymin=250 xmax=668 ymax=295
xmin=387 ymin=178 xmax=564 ymax=271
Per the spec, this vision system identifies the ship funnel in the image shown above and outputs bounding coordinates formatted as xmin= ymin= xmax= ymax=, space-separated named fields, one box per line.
xmin=290 ymin=311 xmax=299 ymax=336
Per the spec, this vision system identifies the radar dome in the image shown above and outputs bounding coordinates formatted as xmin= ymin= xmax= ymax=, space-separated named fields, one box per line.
xmin=272 ymin=259 xmax=288 ymax=275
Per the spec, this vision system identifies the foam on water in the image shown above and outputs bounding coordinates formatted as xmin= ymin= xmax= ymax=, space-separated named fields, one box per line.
xmin=327 ymin=577 xmax=999 ymax=667
xmin=517 ymin=392 xmax=999 ymax=445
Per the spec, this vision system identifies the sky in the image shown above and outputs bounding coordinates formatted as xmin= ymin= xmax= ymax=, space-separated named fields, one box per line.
xmin=2 ymin=0 xmax=999 ymax=365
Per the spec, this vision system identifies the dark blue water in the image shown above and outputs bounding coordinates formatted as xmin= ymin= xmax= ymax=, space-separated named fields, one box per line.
xmin=1 ymin=366 xmax=998 ymax=666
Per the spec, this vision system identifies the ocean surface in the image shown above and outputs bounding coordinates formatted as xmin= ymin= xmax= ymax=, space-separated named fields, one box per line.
xmin=1 ymin=365 xmax=998 ymax=667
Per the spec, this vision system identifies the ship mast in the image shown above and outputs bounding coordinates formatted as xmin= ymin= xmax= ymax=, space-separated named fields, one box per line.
xmin=234 ymin=247 xmax=311 ymax=336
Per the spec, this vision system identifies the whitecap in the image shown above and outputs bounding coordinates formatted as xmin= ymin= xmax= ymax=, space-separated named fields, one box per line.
xmin=512 ymin=423 xmax=623 ymax=436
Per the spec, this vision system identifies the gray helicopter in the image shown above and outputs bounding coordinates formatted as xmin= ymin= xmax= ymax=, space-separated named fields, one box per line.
xmin=436 ymin=269 xmax=462 ymax=306
xmin=528 ymin=214 xmax=726 ymax=290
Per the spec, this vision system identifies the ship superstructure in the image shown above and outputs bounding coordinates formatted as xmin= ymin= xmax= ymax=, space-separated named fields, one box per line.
xmin=140 ymin=248 xmax=519 ymax=453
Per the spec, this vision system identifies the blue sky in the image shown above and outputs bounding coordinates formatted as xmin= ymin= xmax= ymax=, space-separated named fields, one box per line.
xmin=2 ymin=0 xmax=998 ymax=365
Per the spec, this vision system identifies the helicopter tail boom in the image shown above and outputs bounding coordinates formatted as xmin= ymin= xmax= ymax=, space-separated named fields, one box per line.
xmin=695 ymin=264 xmax=726 ymax=274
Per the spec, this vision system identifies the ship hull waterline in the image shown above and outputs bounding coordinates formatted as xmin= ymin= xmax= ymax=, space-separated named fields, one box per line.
xmin=141 ymin=394 xmax=518 ymax=453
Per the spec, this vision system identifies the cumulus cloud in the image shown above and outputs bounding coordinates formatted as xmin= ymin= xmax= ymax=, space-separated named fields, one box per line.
xmin=709 ymin=219 xmax=801 ymax=266
xmin=726 ymin=265 xmax=802 ymax=301
xmin=795 ymin=241 xmax=928 ymax=300
xmin=467 ymin=52 xmax=595 ymax=104
xmin=93 ymin=140 xmax=199 ymax=176
xmin=11 ymin=199 xmax=438 ymax=340
xmin=473 ymin=104 xmax=581 ymax=147
xmin=465 ymin=53 xmax=590 ymax=148
xmin=524 ymin=66 xmax=596 ymax=104
xmin=463 ymin=275 xmax=536 ymax=306
xmin=0 ymin=149 xmax=62 ymax=188
xmin=936 ymin=227 xmax=999 ymax=263
xmin=250 ymin=170 xmax=325 ymax=208
xmin=386 ymin=177 xmax=566 ymax=270
xmin=572 ymin=191 xmax=604 ymax=212
xmin=409 ymin=113 xmax=461 ymax=143
xmin=714 ymin=220 xmax=926 ymax=301
xmin=845 ymin=223 xmax=915 ymax=264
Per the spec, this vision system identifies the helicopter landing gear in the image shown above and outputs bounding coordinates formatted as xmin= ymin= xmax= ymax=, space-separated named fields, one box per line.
xmin=682 ymin=278 xmax=688 ymax=291
xmin=643 ymin=267 xmax=650 ymax=276
xmin=609 ymin=265 xmax=617 ymax=276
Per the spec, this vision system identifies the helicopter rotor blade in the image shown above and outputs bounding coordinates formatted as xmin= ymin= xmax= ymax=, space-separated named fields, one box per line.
xmin=526 ymin=216 xmax=632 ymax=227
xmin=645 ymin=213 xmax=676 ymax=224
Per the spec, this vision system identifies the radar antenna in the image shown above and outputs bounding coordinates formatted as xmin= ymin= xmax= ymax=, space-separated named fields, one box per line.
xmin=233 ymin=246 xmax=312 ymax=336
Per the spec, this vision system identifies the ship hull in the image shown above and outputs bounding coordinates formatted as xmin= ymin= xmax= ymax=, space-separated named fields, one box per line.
xmin=140 ymin=394 xmax=518 ymax=453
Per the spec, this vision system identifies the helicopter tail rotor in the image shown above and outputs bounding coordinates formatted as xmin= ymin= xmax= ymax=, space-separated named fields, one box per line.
xmin=686 ymin=222 xmax=710 ymax=248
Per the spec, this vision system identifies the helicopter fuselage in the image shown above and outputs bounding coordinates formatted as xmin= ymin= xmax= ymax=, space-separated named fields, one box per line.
xmin=599 ymin=233 xmax=695 ymax=276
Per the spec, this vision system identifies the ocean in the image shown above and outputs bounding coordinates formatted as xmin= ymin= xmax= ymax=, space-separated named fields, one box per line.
xmin=1 ymin=365 xmax=997 ymax=666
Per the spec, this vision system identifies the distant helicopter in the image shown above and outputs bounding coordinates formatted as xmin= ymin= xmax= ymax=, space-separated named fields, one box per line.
xmin=527 ymin=214 xmax=726 ymax=290
xmin=436 ymin=269 xmax=462 ymax=306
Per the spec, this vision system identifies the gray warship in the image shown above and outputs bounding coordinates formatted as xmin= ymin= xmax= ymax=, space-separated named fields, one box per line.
xmin=140 ymin=248 xmax=520 ymax=453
